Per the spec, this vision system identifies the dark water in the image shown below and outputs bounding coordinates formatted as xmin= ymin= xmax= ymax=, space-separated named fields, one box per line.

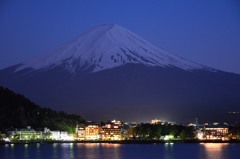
xmin=1 ymin=143 xmax=240 ymax=159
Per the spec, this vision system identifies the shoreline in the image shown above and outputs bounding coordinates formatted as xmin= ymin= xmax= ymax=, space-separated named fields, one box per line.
xmin=1 ymin=139 xmax=240 ymax=145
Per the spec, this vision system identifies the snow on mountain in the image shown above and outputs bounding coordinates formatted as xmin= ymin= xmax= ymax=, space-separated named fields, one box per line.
xmin=16 ymin=24 xmax=208 ymax=73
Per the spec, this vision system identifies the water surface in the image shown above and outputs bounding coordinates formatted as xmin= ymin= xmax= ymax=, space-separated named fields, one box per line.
xmin=1 ymin=143 xmax=240 ymax=159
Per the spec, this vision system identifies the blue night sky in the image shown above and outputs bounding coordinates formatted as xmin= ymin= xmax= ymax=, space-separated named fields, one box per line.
xmin=0 ymin=0 xmax=240 ymax=74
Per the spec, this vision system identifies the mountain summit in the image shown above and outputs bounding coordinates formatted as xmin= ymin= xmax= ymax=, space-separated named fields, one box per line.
xmin=17 ymin=24 xmax=206 ymax=73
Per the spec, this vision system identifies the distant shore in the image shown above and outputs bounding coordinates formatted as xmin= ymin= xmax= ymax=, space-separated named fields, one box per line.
xmin=1 ymin=139 xmax=240 ymax=145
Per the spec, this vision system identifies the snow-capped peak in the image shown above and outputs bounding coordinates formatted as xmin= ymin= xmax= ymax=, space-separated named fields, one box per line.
xmin=16 ymin=24 xmax=207 ymax=73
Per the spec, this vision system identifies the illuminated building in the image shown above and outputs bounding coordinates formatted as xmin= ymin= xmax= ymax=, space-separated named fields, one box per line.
xmin=101 ymin=120 xmax=123 ymax=140
xmin=50 ymin=131 xmax=61 ymax=140
xmin=151 ymin=119 xmax=161 ymax=124
xmin=77 ymin=127 xmax=85 ymax=140
xmin=50 ymin=131 xmax=73 ymax=140
xmin=8 ymin=126 xmax=73 ymax=141
xmin=196 ymin=129 xmax=204 ymax=140
xmin=60 ymin=131 xmax=73 ymax=140
xmin=85 ymin=124 xmax=101 ymax=140
xmin=204 ymin=124 xmax=229 ymax=140
xmin=8 ymin=127 xmax=42 ymax=140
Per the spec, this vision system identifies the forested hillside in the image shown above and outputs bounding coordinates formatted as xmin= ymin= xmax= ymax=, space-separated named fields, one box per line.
xmin=0 ymin=86 xmax=85 ymax=133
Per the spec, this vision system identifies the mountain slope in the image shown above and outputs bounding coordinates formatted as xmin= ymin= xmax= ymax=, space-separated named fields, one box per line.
xmin=0 ymin=86 xmax=85 ymax=132
xmin=0 ymin=24 xmax=240 ymax=123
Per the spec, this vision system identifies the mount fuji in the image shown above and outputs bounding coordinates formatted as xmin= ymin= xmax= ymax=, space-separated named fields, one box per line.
xmin=15 ymin=24 xmax=210 ymax=73
xmin=1 ymin=24 xmax=240 ymax=122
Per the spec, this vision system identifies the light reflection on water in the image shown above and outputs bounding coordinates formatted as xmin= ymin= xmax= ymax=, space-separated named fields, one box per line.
xmin=1 ymin=143 xmax=240 ymax=159
xmin=201 ymin=143 xmax=230 ymax=159
xmin=60 ymin=143 xmax=75 ymax=159
xmin=74 ymin=143 xmax=122 ymax=159
xmin=164 ymin=143 xmax=174 ymax=159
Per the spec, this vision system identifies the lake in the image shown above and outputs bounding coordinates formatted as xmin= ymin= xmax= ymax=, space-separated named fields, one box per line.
xmin=1 ymin=143 xmax=240 ymax=159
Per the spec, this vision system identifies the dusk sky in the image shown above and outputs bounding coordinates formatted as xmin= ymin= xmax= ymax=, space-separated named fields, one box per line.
xmin=0 ymin=0 xmax=240 ymax=74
